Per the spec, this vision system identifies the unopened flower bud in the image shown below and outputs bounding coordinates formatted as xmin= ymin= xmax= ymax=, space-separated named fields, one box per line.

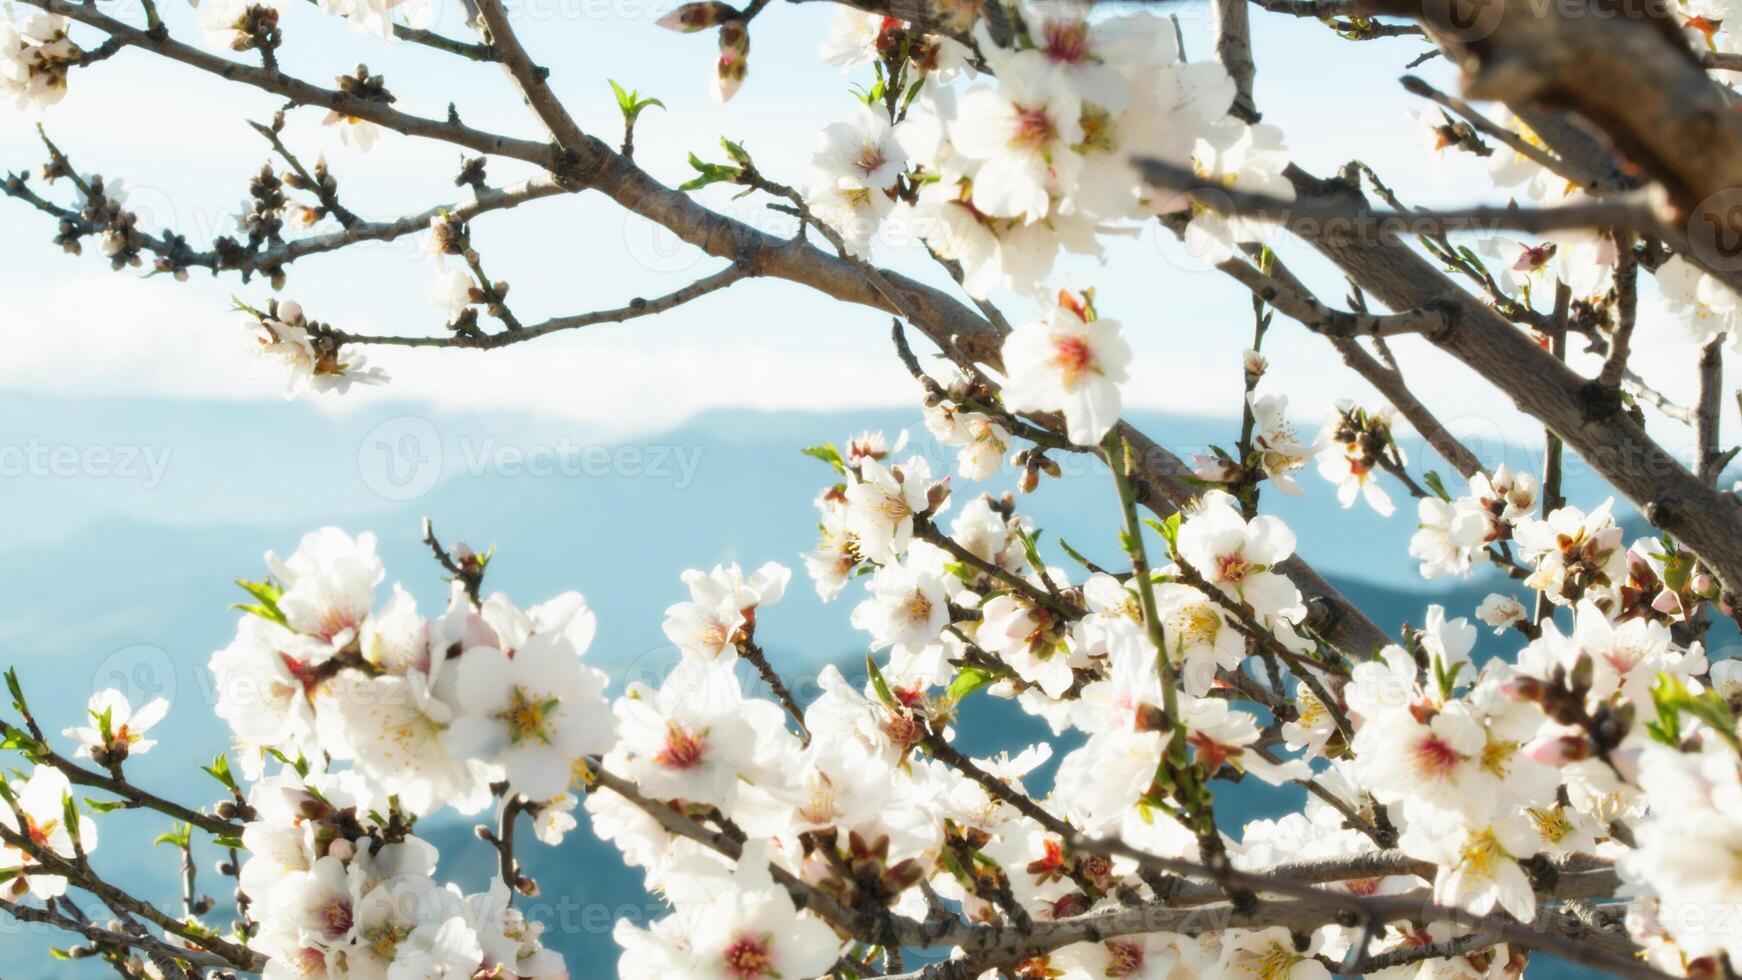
xmin=1133 ymin=703 xmax=1169 ymax=732
xmin=718 ymin=19 xmax=748 ymax=53
xmin=1242 ymin=348 xmax=1267 ymax=378
xmin=714 ymin=51 xmax=748 ymax=102
xmin=1521 ymin=733 xmax=1590 ymax=766
xmin=925 ymin=478 xmax=951 ymax=515
xmin=1569 ymin=653 xmax=1595 ymax=697
xmin=1192 ymin=455 xmax=1240 ymax=484
xmin=1499 ymin=675 xmax=1545 ymax=702
xmin=655 ymin=1 xmax=735 ymax=31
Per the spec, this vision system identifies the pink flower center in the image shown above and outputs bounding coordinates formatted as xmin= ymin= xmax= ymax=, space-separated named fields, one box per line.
xmin=1216 ymin=553 xmax=1250 ymax=584
xmin=1052 ymin=335 xmax=1094 ymax=384
xmin=315 ymin=603 xmax=359 ymax=644
xmin=1013 ymin=106 xmax=1057 ymax=150
xmin=1601 ymin=644 xmax=1645 ymax=675
xmin=318 ymin=898 xmax=353 ymax=940
xmin=656 ymin=724 xmax=707 ymax=770
xmin=855 ymin=143 xmax=887 ymax=178
xmin=1412 ymin=733 xmax=1463 ymax=779
xmin=295 ymin=947 xmax=328 ymax=974
xmin=1042 ymin=21 xmax=1091 ymax=64
xmin=1105 ymin=939 xmax=1145 ymax=975
xmin=1513 ymin=243 xmax=1554 ymax=271
xmin=723 ymin=935 xmax=775 ymax=978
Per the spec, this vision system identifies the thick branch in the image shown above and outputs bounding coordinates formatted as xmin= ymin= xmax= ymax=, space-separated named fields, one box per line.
xmin=1277 ymin=165 xmax=1742 ymax=604
xmin=470 ymin=0 xmax=590 ymax=154
xmin=1138 ymin=156 xmax=1661 ymax=238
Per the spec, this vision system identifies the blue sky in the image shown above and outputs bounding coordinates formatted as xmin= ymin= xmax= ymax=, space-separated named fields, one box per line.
xmin=0 ymin=0 xmax=1721 ymax=550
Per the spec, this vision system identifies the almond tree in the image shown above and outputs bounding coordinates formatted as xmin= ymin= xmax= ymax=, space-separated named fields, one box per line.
xmin=2 ymin=0 xmax=1742 ymax=976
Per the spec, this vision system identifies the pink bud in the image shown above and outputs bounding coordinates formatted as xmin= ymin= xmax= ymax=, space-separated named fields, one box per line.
xmin=1499 ymin=675 xmax=1545 ymax=702
xmin=1192 ymin=455 xmax=1239 ymax=483
xmin=276 ymin=299 xmax=304 ymax=325
xmin=327 ymin=839 xmax=355 ymax=860
xmin=713 ymin=53 xmax=746 ymax=102
xmin=655 ymin=1 xmax=733 ymax=32
xmin=1522 ymin=733 xmax=1591 ymax=766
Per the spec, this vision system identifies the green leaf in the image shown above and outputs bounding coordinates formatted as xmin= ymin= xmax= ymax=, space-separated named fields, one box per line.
xmin=608 ymin=79 xmax=665 ymax=123
xmin=1012 ymin=525 xmax=1046 ymax=576
xmin=866 ymin=655 xmax=897 ymax=709
xmin=60 ymin=792 xmax=82 ymax=851
xmin=1649 ymin=673 xmax=1739 ymax=752
xmin=1140 ymin=514 xmax=1183 ymax=557
xmin=852 ymin=78 xmax=887 ymax=106
xmin=1057 ymin=536 xmax=1096 ymax=572
xmin=900 ymin=76 xmax=925 ymax=112
xmin=232 ymin=578 xmax=287 ymax=627
xmin=1422 ymin=469 xmax=1453 ymax=502
xmin=0 ymin=723 xmax=33 ymax=753
xmin=946 ymin=665 xmax=993 ymax=702
xmin=720 ymin=136 xmax=751 ymax=167
xmin=202 ymin=752 xmax=239 ymax=793
xmin=801 ymin=442 xmax=846 ymax=475
xmin=4 ymin=668 xmax=24 ymax=717
xmin=266 ymin=747 xmax=311 ymax=778
xmin=677 ymin=152 xmax=742 ymax=192
xmin=154 ymin=823 xmax=192 ymax=849
xmin=942 ymin=561 xmax=977 ymax=586
xmin=84 ymin=797 xmax=129 ymax=813
xmin=1433 ymin=657 xmax=1465 ymax=702
xmin=938 ymin=846 xmax=973 ymax=886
